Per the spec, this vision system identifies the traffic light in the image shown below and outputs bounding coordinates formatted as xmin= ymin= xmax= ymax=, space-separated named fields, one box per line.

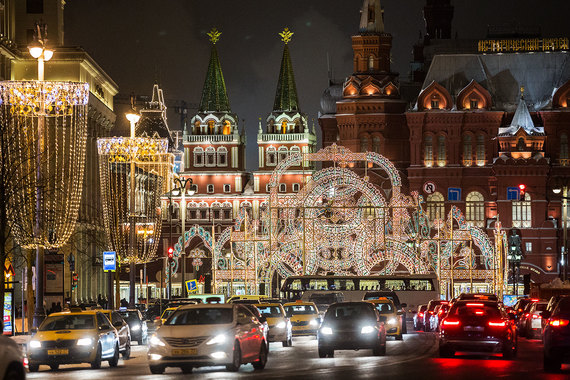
xmin=72 ymin=272 xmax=78 ymax=289
xmin=168 ymin=247 xmax=174 ymax=259
xmin=518 ymin=184 xmax=526 ymax=200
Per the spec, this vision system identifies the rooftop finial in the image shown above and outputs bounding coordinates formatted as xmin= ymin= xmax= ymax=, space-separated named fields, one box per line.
xmin=279 ymin=28 xmax=294 ymax=44
xmin=207 ymin=28 xmax=222 ymax=44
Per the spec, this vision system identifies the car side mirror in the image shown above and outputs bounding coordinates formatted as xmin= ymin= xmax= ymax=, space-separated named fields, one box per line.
xmin=401 ymin=303 xmax=407 ymax=308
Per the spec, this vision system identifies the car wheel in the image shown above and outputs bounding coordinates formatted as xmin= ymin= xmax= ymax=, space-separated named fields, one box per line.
xmin=544 ymin=353 xmax=561 ymax=372
xmin=181 ymin=365 xmax=193 ymax=374
xmin=318 ymin=346 xmax=328 ymax=358
xmin=28 ymin=363 xmax=39 ymax=372
xmin=402 ymin=320 xmax=407 ymax=334
xmin=49 ymin=363 xmax=59 ymax=371
xmin=149 ymin=365 xmax=165 ymax=374
xmin=253 ymin=342 xmax=267 ymax=370
xmin=328 ymin=349 xmax=334 ymax=358
xmin=122 ymin=342 xmax=131 ymax=359
xmin=226 ymin=341 xmax=241 ymax=372
xmin=395 ymin=332 xmax=403 ymax=341
xmin=91 ymin=344 xmax=102 ymax=369
xmin=4 ymin=364 xmax=25 ymax=380
xmin=439 ymin=344 xmax=454 ymax=358
xmin=108 ymin=344 xmax=120 ymax=367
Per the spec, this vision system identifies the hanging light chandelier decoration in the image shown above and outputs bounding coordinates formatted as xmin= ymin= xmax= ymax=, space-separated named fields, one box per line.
xmin=97 ymin=135 xmax=172 ymax=264
xmin=0 ymin=80 xmax=89 ymax=249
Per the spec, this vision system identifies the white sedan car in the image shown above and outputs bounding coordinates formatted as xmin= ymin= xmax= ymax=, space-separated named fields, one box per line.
xmin=148 ymin=303 xmax=268 ymax=374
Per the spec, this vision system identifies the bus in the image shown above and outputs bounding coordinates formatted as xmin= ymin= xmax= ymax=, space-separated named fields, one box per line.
xmin=280 ymin=274 xmax=440 ymax=313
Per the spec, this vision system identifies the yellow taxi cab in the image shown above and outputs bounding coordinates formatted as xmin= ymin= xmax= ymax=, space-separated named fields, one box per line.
xmin=227 ymin=295 xmax=270 ymax=303
xmin=160 ymin=307 xmax=178 ymax=325
xmin=283 ymin=301 xmax=320 ymax=336
xmin=27 ymin=309 xmax=120 ymax=372
xmin=366 ymin=297 xmax=403 ymax=340
xmin=256 ymin=303 xmax=293 ymax=346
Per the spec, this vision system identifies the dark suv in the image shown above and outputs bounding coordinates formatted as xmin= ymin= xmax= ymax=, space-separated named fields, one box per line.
xmin=542 ymin=296 xmax=570 ymax=371
xmin=118 ymin=308 xmax=148 ymax=345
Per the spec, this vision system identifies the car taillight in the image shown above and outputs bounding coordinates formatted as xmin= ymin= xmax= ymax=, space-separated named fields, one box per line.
xmin=531 ymin=314 xmax=540 ymax=319
xmin=442 ymin=319 xmax=460 ymax=327
xmin=466 ymin=303 xmax=484 ymax=307
xmin=549 ymin=319 xmax=570 ymax=327
xmin=475 ymin=311 xmax=484 ymax=315
xmin=488 ymin=321 xmax=506 ymax=327
xmin=23 ymin=357 xmax=28 ymax=368
xmin=418 ymin=312 xmax=424 ymax=317
xmin=524 ymin=313 xmax=530 ymax=318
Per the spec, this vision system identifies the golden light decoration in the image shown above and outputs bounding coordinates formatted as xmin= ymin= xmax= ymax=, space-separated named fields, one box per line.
xmin=0 ymin=81 xmax=89 ymax=249
xmin=207 ymin=28 xmax=222 ymax=44
xmin=279 ymin=28 xmax=294 ymax=44
xmin=97 ymin=136 xmax=172 ymax=264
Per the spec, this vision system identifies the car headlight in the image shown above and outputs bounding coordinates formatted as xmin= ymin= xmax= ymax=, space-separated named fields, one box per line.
xmin=149 ymin=335 xmax=165 ymax=347
xmin=29 ymin=340 xmax=41 ymax=349
xmin=77 ymin=338 xmax=94 ymax=346
xmin=275 ymin=321 xmax=286 ymax=329
xmin=361 ymin=326 xmax=375 ymax=334
xmin=131 ymin=324 xmax=141 ymax=331
xmin=387 ymin=318 xmax=397 ymax=325
xmin=321 ymin=326 xmax=333 ymax=335
xmin=310 ymin=319 xmax=319 ymax=326
xmin=206 ymin=334 xmax=227 ymax=345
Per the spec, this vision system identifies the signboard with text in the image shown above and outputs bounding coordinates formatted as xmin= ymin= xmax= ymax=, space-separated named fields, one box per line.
xmin=3 ymin=291 xmax=13 ymax=335
xmin=103 ymin=251 xmax=116 ymax=272
xmin=478 ymin=37 xmax=568 ymax=53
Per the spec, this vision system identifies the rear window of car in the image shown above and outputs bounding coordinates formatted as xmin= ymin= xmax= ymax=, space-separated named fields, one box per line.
xmin=40 ymin=315 xmax=95 ymax=331
xmin=309 ymin=294 xmax=337 ymax=304
xmin=166 ymin=308 xmax=233 ymax=325
xmin=257 ymin=306 xmax=283 ymax=317
xmin=326 ymin=304 xmax=375 ymax=320
xmin=535 ymin=303 xmax=548 ymax=312
xmin=285 ymin=305 xmax=316 ymax=316
xmin=449 ymin=305 xmax=501 ymax=318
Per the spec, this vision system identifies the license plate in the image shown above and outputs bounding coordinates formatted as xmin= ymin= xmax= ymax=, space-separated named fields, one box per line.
xmin=464 ymin=326 xmax=484 ymax=332
xmin=47 ymin=349 xmax=69 ymax=355
xmin=172 ymin=349 xmax=197 ymax=356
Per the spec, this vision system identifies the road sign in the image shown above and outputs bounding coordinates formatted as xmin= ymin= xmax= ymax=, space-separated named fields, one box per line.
xmin=507 ymin=187 xmax=520 ymax=200
xmin=186 ymin=279 xmax=198 ymax=293
xmin=423 ymin=181 xmax=436 ymax=194
xmin=448 ymin=187 xmax=461 ymax=201
xmin=103 ymin=251 xmax=116 ymax=272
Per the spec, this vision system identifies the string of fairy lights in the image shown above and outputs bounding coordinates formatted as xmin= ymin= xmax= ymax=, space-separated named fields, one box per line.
xmin=0 ymin=81 xmax=89 ymax=249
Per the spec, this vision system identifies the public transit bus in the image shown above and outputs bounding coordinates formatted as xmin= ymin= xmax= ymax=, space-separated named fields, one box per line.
xmin=280 ymin=274 xmax=440 ymax=313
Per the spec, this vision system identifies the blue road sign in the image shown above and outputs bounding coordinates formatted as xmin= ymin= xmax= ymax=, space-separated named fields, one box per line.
xmin=507 ymin=187 xmax=520 ymax=200
xmin=186 ymin=279 xmax=198 ymax=293
xmin=103 ymin=251 xmax=116 ymax=272
xmin=448 ymin=187 xmax=461 ymax=202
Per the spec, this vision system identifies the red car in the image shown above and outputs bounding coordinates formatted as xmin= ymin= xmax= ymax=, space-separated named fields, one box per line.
xmin=439 ymin=300 xmax=517 ymax=359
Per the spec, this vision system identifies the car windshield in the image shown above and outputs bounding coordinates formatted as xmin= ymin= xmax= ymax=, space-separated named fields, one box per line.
xmin=285 ymin=305 xmax=316 ymax=317
xmin=119 ymin=312 xmax=140 ymax=323
xmin=161 ymin=309 xmax=176 ymax=320
xmin=327 ymin=304 xmax=374 ymax=320
xmin=40 ymin=315 xmax=95 ymax=331
xmin=535 ymin=304 xmax=548 ymax=312
xmin=257 ymin=306 xmax=283 ymax=317
xmin=449 ymin=305 xmax=501 ymax=318
xmin=166 ymin=308 xmax=233 ymax=325
xmin=373 ymin=303 xmax=394 ymax=314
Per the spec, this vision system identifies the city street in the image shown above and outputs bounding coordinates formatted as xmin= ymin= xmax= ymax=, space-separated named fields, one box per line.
xmin=25 ymin=324 xmax=570 ymax=380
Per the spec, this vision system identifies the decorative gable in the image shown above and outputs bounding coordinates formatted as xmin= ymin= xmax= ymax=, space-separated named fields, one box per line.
xmin=456 ymin=80 xmax=492 ymax=110
xmin=417 ymin=81 xmax=453 ymax=111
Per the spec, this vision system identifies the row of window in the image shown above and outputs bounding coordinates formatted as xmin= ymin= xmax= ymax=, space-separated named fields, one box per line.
xmin=264 ymin=183 xmax=301 ymax=193
xmin=423 ymin=134 xmax=486 ymax=167
xmin=265 ymin=146 xmax=301 ymax=166
xmin=425 ymin=191 xmax=531 ymax=228
xmin=193 ymin=147 xmax=227 ymax=167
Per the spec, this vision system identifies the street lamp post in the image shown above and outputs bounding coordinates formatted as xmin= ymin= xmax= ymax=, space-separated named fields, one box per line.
xmin=172 ymin=177 xmax=194 ymax=297
xmin=553 ymin=185 xmax=568 ymax=281
xmin=29 ymin=25 xmax=54 ymax=328
xmin=126 ymin=112 xmax=140 ymax=308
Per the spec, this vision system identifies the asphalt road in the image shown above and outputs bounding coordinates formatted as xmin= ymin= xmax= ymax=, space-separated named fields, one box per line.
xmin=25 ymin=324 xmax=570 ymax=380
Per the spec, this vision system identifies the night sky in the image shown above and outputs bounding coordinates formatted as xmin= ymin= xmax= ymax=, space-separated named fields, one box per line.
xmin=65 ymin=0 xmax=570 ymax=170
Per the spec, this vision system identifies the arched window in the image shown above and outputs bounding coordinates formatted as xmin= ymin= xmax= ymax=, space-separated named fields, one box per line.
xmin=187 ymin=202 xmax=198 ymax=220
xmin=372 ymin=136 xmax=380 ymax=153
xmin=512 ymin=193 xmax=531 ymax=228
xmin=222 ymin=120 xmax=232 ymax=135
xmin=198 ymin=202 xmax=209 ymax=220
xmin=193 ymin=147 xmax=204 ymax=167
xmin=207 ymin=120 xmax=216 ymax=134
xmin=240 ymin=202 xmax=253 ymax=219
xmin=217 ymin=147 xmax=228 ymax=167
xmin=205 ymin=147 xmax=216 ymax=167
xmin=360 ymin=136 xmax=369 ymax=153
xmin=281 ymin=120 xmax=288 ymax=134
xmin=172 ymin=203 xmax=180 ymax=220
xmin=437 ymin=135 xmax=446 ymax=167
xmin=292 ymin=183 xmax=300 ymax=192
xmin=368 ymin=55 xmax=374 ymax=70
xmin=424 ymin=135 xmax=433 ymax=167
xmin=279 ymin=183 xmax=286 ymax=193
xmin=476 ymin=135 xmax=485 ymax=166
xmin=278 ymin=146 xmax=289 ymax=162
xmin=561 ymin=133 xmax=569 ymax=165
xmin=222 ymin=201 xmax=232 ymax=220
xmin=290 ymin=146 xmax=301 ymax=156
xmin=207 ymin=184 xmax=214 ymax=193
xmin=211 ymin=202 xmax=222 ymax=220
xmin=463 ymin=135 xmax=472 ymax=167
xmin=266 ymin=147 xmax=277 ymax=166
xmin=426 ymin=192 xmax=445 ymax=222
xmin=466 ymin=191 xmax=485 ymax=227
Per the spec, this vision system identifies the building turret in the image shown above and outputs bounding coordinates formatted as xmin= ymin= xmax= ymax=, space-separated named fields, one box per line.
xmin=136 ymin=82 xmax=174 ymax=149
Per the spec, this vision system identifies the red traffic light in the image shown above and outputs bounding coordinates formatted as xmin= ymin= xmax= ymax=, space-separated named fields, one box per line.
xmin=518 ymin=184 xmax=527 ymax=200
xmin=168 ymin=247 xmax=174 ymax=259
xmin=519 ymin=184 xmax=526 ymax=191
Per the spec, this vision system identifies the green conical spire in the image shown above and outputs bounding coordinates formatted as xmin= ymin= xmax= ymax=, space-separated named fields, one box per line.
xmin=273 ymin=28 xmax=299 ymax=112
xmin=199 ymin=28 xmax=231 ymax=113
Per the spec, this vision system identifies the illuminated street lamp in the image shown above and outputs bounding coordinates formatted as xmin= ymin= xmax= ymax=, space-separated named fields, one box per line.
xmin=171 ymin=177 xmax=195 ymax=296
xmin=28 ymin=24 xmax=53 ymax=81
xmin=553 ymin=185 xmax=568 ymax=281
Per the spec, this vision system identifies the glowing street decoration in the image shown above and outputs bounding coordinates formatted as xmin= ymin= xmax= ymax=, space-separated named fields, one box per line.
xmin=0 ymin=81 xmax=89 ymax=249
